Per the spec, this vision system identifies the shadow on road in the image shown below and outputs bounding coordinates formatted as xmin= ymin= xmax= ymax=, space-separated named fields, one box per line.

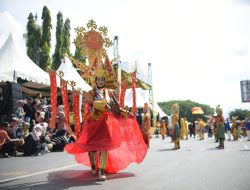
xmin=0 ymin=170 xmax=135 ymax=189
xmin=157 ymin=148 xmax=176 ymax=151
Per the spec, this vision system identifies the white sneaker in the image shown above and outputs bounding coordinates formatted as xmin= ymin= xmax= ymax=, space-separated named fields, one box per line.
xmin=98 ymin=170 xmax=106 ymax=181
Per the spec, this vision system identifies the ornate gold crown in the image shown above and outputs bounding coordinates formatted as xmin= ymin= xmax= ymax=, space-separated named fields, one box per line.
xmin=93 ymin=65 xmax=108 ymax=80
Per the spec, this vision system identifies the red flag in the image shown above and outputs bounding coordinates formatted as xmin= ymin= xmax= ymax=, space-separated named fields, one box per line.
xmin=131 ymin=71 xmax=137 ymax=116
xmin=120 ymin=79 xmax=128 ymax=108
xmin=60 ymin=78 xmax=71 ymax=132
xmin=83 ymin=102 xmax=90 ymax=125
xmin=49 ymin=71 xmax=57 ymax=128
xmin=73 ymin=91 xmax=81 ymax=136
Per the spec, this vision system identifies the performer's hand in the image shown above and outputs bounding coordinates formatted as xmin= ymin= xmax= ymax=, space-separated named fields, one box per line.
xmin=106 ymin=104 xmax=111 ymax=111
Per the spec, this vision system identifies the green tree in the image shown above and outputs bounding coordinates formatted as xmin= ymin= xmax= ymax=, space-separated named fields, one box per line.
xmin=158 ymin=100 xmax=214 ymax=122
xmin=229 ymin=109 xmax=250 ymax=120
xmin=52 ymin=11 xmax=64 ymax=70
xmin=63 ymin=18 xmax=71 ymax=56
xmin=40 ymin=6 xmax=52 ymax=71
xmin=26 ymin=13 xmax=41 ymax=64
xmin=74 ymin=47 xmax=86 ymax=63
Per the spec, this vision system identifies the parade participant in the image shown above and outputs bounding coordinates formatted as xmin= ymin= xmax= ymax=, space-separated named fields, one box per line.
xmin=180 ymin=117 xmax=188 ymax=140
xmin=231 ymin=117 xmax=238 ymax=141
xmin=198 ymin=118 xmax=206 ymax=140
xmin=160 ymin=118 xmax=166 ymax=140
xmin=171 ymin=103 xmax=181 ymax=150
xmin=215 ymin=105 xmax=225 ymax=149
xmin=65 ymin=67 xmax=148 ymax=181
xmin=141 ymin=103 xmax=151 ymax=147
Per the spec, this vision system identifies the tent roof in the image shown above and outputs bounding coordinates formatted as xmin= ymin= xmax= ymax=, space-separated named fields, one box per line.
xmin=56 ymin=56 xmax=92 ymax=92
xmin=0 ymin=33 xmax=50 ymax=85
xmin=124 ymin=88 xmax=169 ymax=118
xmin=124 ymin=88 xmax=150 ymax=108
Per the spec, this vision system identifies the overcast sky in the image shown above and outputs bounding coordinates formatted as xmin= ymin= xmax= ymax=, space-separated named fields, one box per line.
xmin=1 ymin=0 xmax=250 ymax=116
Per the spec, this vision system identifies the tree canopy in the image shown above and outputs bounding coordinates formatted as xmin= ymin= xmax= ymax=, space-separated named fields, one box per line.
xmin=158 ymin=100 xmax=214 ymax=122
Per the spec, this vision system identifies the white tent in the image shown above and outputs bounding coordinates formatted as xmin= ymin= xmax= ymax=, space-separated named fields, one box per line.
xmin=153 ymin=102 xmax=168 ymax=119
xmin=0 ymin=33 xmax=50 ymax=85
xmin=124 ymin=88 xmax=150 ymax=108
xmin=124 ymin=88 xmax=169 ymax=118
xmin=56 ymin=56 xmax=92 ymax=92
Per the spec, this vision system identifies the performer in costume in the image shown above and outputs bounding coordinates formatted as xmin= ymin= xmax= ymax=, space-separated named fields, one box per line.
xmin=215 ymin=105 xmax=225 ymax=149
xmin=198 ymin=118 xmax=205 ymax=140
xmin=141 ymin=103 xmax=151 ymax=148
xmin=171 ymin=103 xmax=181 ymax=150
xmin=160 ymin=118 xmax=166 ymax=140
xmin=65 ymin=67 xmax=148 ymax=181
xmin=231 ymin=117 xmax=238 ymax=141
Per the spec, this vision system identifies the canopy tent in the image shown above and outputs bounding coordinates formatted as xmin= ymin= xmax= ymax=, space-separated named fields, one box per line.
xmin=0 ymin=33 xmax=50 ymax=85
xmin=124 ymin=88 xmax=150 ymax=108
xmin=124 ymin=88 xmax=169 ymax=119
xmin=56 ymin=56 xmax=91 ymax=92
xmin=153 ymin=102 xmax=168 ymax=119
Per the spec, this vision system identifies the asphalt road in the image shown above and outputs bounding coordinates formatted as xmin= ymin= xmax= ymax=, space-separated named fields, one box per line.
xmin=0 ymin=135 xmax=250 ymax=190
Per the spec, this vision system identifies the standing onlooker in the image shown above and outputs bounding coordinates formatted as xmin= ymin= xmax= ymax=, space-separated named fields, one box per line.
xmin=246 ymin=119 xmax=250 ymax=141
xmin=23 ymin=97 xmax=34 ymax=124
xmin=57 ymin=105 xmax=67 ymax=131
xmin=136 ymin=109 xmax=142 ymax=129
xmin=225 ymin=118 xmax=231 ymax=141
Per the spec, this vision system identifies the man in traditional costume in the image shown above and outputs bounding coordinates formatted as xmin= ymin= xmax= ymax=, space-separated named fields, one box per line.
xmin=65 ymin=67 xmax=147 ymax=181
xmin=215 ymin=105 xmax=225 ymax=149
xmin=171 ymin=103 xmax=181 ymax=150
xmin=231 ymin=117 xmax=238 ymax=141
xmin=198 ymin=118 xmax=206 ymax=140
xmin=141 ymin=103 xmax=151 ymax=148
xmin=160 ymin=119 xmax=166 ymax=140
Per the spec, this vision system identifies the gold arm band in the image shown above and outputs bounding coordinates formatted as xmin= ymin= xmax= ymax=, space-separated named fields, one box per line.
xmin=93 ymin=100 xmax=107 ymax=111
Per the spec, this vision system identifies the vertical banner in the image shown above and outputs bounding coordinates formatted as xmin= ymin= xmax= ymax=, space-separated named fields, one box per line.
xmin=49 ymin=71 xmax=57 ymax=128
xmin=83 ymin=101 xmax=90 ymax=125
xmin=119 ymin=79 xmax=128 ymax=108
xmin=60 ymin=79 xmax=71 ymax=132
xmin=131 ymin=71 xmax=137 ymax=116
xmin=73 ymin=91 xmax=81 ymax=137
xmin=79 ymin=94 xmax=83 ymax=123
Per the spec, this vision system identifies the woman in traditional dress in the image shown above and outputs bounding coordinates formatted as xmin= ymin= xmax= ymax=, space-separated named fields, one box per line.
xmin=171 ymin=103 xmax=181 ymax=150
xmin=65 ymin=67 xmax=147 ymax=181
xmin=141 ymin=103 xmax=151 ymax=147
xmin=160 ymin=119 xmax=166 ymax=140
xmin=215 ymin=105 xmax=225 ymax=149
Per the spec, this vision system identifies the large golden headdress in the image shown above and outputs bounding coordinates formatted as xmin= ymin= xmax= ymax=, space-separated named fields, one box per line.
xmin=70 ymin=19 xmax=115 ymax=86
xmin=215 ymin=104 xmax=223 ymax=116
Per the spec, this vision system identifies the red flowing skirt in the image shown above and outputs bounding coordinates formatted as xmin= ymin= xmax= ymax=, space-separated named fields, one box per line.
xmin=65 ymin=111 xmax=148 ymax=173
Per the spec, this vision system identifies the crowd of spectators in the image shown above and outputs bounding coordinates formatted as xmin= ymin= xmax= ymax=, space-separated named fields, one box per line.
xmin=0 ymin=93 xmax=76 ymax=158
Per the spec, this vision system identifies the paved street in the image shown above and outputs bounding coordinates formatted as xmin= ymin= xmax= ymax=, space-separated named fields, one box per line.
xmin=0 ymin=135 xmax=250 ymax=190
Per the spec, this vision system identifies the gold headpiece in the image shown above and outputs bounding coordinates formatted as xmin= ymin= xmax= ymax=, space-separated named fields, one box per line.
xmin=71 ymin=19 xmax=115 ymax=87
xmin=93 ymin=65 xmax=108 ymax=80
xmin=215 ymin=105 xmax=223 ymax=115
xmin=171 ymin=103 xmax=179 ymax=115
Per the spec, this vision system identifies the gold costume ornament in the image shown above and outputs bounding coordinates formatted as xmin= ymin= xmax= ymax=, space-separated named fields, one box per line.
xmin=70 ymin=19 xmax=114 ymax=85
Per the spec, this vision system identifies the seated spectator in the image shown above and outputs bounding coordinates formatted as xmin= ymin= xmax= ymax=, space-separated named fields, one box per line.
xmin=51 ymin=129 xmax=71 ymax=152
xmin=0 ymin=122 xmax=23 ymax=157
xmin=23 ymin=124 xmax=44 ymax=156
